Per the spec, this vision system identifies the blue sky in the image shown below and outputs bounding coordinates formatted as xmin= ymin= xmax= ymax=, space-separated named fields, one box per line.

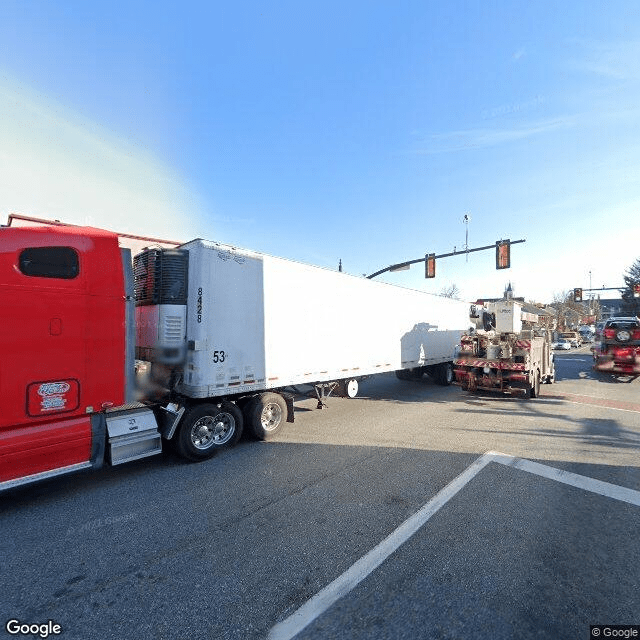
xmin=1 ymin=1 xmax=639 ymax=303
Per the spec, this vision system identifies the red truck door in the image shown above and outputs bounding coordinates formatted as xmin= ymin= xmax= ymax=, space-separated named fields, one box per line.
xmin=0 ymin=226 xmax=127 ymax=486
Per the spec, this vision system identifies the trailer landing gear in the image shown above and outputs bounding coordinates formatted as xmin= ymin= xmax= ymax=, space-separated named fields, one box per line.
xmin=311 ymin=379 xmax=359 ymax=408
xmin=313 ymin=382 xmax=339 ymax=409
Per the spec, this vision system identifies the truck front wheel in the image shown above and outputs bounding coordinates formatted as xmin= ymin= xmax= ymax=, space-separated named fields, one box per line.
xmin=175 ymin=402 xmax=243 ymax=461
xmin=527 ymin=371 xmax=541 ymax=399
xmin=245 ymin=393 xmax=287 ymax=440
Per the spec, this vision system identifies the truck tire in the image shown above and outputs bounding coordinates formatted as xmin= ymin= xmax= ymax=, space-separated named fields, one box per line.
xmin=245 ymin=392 xmax=287 ymax=440
xmin=175 ymin=402 xmax=243 ymax=461
xmin=528 ymin=371 xmax=540 ymax=399
xmin=340 ymin=378 xmax=359 ymax=398
xmin=616 ymin=329 xmax=632 ymax=343
xmin=395 ymin=368 xmax=423 ymax=381
xmin=434 ymin=362 xmax=454 ymax=386
xmin=545 ymin=365 xmax=555 ymax=384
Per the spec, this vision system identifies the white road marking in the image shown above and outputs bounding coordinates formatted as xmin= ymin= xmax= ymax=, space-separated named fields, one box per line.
xmin=268 ymin=451 xmax=640 ymax=640
xmin=487 ymin=451 xmax=640 ymax=507
xmin=540 ymin=394 xmax=640 ymax=414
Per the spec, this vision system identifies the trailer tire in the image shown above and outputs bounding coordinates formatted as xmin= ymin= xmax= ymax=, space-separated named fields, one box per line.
xmin=434 ymin=362 xmax=454 ymax=386
xmin=175 ymin=402 xmax=243 ymax=461
xmin=245 ymin=393 xmax=287 ymax=440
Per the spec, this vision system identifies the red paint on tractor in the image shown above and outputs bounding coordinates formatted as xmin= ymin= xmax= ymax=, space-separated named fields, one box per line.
xmin=0 ymin=225 xmax=126 ymax=480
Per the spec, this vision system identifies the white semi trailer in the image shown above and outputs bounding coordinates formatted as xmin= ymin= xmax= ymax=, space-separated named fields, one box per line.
xmin=135 ymin=239 xmax=470 ymax=459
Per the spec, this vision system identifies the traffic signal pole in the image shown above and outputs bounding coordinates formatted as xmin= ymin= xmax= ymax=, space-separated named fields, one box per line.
xmin=574 ymin=286 xmax=634 ymax=302
xmin=367 ymin=239 xmax=526 ymax=279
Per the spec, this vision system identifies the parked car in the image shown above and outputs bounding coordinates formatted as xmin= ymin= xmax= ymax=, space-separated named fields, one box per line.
xmin=553 ymin=339 xmax=572 ymax=350
xmin=559 ymin=331 xmax=581 ymax=347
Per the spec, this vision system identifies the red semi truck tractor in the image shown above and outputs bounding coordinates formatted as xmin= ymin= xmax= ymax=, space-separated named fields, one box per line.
xmin=1 ymin=222 xmax=469 ymax=492
xmin=0 ymin=224 xmax=156 ymax=490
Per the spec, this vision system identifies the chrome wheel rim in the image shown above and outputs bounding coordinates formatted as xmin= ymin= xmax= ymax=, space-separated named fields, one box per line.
xmin=191 ymin=412 xmax=235 ymax=449
xmin=260 ymin=403 xmax=283 ymax=431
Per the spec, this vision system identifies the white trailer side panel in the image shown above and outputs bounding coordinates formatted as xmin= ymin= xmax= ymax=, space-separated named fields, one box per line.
xmin=179 ymin=240 xmax=469 ymax=398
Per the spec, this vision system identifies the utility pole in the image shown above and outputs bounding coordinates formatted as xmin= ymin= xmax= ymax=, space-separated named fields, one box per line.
xmin=463 ymin=214 xmax=470 ymax=262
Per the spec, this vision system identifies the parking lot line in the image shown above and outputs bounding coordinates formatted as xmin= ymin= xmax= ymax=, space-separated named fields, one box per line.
xmin=268 ymin=451 xmax=640 ymax=640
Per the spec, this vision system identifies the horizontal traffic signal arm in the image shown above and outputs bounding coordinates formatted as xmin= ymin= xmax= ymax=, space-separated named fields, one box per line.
xmin=367 ymin=239 xmax=525 ymax=279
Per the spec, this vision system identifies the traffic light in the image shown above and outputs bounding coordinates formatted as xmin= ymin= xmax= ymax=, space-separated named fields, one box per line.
xmin=573 ymin=288 xmax=583 ymax=302
xmin=634 ymin=283 xmax=640 ymax=297
xmin=425 ymin=253 xmax=436 ymax=278
xmin=495 ymin=240 xmax=510 ymax=269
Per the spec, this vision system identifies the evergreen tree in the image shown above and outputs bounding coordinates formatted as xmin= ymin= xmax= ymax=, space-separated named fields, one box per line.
xmin=620 ymin=258 xmax=640 ymax=316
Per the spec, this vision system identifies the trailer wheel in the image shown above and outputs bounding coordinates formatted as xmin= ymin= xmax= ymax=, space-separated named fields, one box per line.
xmin=434 ymin=362 xmax=454 ymax=386
xmin=245 ymin=393 xmax=287 ymax=440
xmin=395 ymin=368 xmax=423 ymax=381
xmin=341 ymin=379 xmax=359 ymax=398
xmin=175 ymin=402 xmax=243 ymax=461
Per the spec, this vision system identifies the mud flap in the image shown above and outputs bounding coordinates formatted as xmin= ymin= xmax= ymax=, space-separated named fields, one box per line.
xmin=281 ymin=392 xmax=295 ymax=423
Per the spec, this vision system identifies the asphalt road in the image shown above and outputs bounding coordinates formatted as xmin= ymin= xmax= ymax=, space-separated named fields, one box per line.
xmin=1 ymin=347 xmax=639 ymax=640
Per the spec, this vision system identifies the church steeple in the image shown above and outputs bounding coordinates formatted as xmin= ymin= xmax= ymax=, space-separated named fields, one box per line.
xmin=505 ymin=282 xmax=513 ymax=300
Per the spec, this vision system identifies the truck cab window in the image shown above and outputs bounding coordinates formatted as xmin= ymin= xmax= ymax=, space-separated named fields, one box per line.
xmin=19 ymin=247 xmax=79 ymax=279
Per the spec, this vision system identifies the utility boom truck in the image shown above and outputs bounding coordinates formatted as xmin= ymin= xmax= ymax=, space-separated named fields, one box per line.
xmin=453 ymin=299 xmax=554 ymax=398
xmin=0 ymin=222 xmax=470 ymax=492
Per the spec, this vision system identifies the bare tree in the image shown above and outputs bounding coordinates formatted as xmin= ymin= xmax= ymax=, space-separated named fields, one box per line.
xmin=551 ymin=290 xmax=588 ymax=329
xmin=440 ymin=283 xmax=461 ymax=299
